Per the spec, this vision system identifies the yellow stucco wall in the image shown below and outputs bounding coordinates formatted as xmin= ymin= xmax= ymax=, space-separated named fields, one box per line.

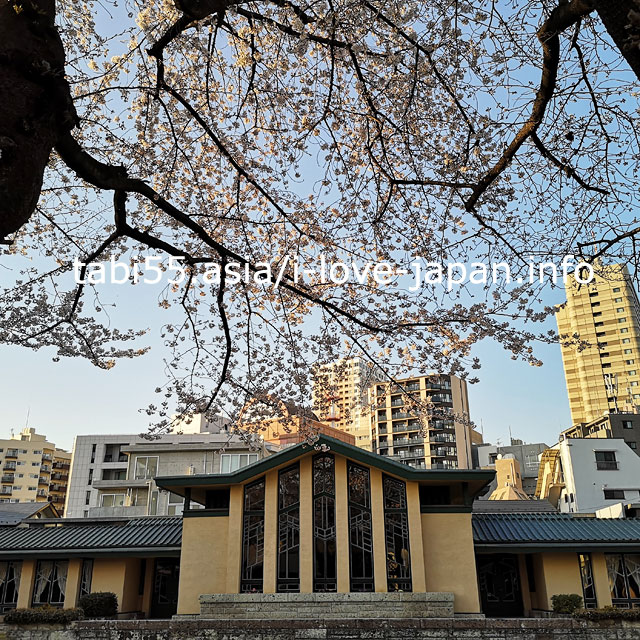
xmin=16 ymin=559 xmax=36 ymax=609
xmin=421 ymin=513 xmax=481 ymax=613
xmin=63 ymin=559 xmax=83 ymax=609
xmin=592 ymin=552 xmax=613 ymax=608
xmin=178 ymin=516 xmax=230 ymax=614
xmin=92 ymin=558 xmax=127 ymax=610
xmin=536 ymin=553 xmax=583 ymax=611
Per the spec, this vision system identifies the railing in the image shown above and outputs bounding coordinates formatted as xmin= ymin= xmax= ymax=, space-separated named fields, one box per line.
xmin=53 ymin=462 xmax=70 ymax=470
xmin=390 ymin=400 xmax=404 ymax=407
xmin=391 ymin=412 xmax=412 ymax=420
xmin=3 ymin=462 xmax=16 ymax=471
xmin=0 ymin=489 xmax=12 ymax=495
xmin=40 ymin=466 xmax=51 ymax=473
xmin=36 ymin=489 xmax=47 ymax=497
xmin=1 ymin=475 xmax=14 ymax=483
xmin=38 ymin=477 xmax=49 ymax=485
xmin=42 ymin=454 xmax=52 ymax=461
xmin=5 ymin=450 xmax=18 ymax=458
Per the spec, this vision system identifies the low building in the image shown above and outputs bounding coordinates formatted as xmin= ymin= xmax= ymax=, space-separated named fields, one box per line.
xmin=535 ymin=438 xmax=640 ymax=512
xmin=3 ymin=435 xmax=640 ymax=618
xmin=561 ymin=412 xmax=640 ymax=455
xmin=0 ymin=428 xmax=71 ymax=514
xmin=474 ymin=440 xmax=549 ymax=497
xmin=487 ymin=457 xmax=530 ymax=501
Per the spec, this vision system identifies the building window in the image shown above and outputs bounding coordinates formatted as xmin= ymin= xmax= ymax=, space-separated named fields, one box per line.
xmin=623 ymin=421 xmax=634 ymax=430
xmin=623 ymin=338 xmax=631 ymax=344
xmin=595 ymin=451 xmax=618 ymax=470
xmin=347 ymin=462 xmax=374 ymax=592
xmin=629 ymin=442 xmax=637 ymax=450
xmin=617 ymin=308 xmax=625 ymax=313
xmin=593 ymin=312 xmax=602 ymax=317
xmin=621 ymin=328 xmax=629 ymax=333
xmin=0 ymin=561 xmax=21 ymax=612
xmin=578 ymin=554 xmax=598 ymax=609
xmin=32 ymin=560 xmax=68 ymax=607
xmin=87 ymin=469 xmax=93 ymax=486
xmin=79 ymin=559 xmax=93 ymax=598
xmin=627 ymin=360 xmax=636 ymax=365
xmin=383 ymin=475 xmax=412 ymax=592
xmin=613 ymin=288 xmax=621 ymax=293
xmin=625 ymin=349 xmax=633 ymax=355
xmin=630 ymin=371 xmax=638 ymax=376
xmin=90 ymin=444 xmax=96 ymax=464
xmin=615 ymin=297 xmax=623 ymax=303
xmin=606 ymin=554 xmax=640 ymax=608
xmin=220 ymin=453 xmax=259 ymax=473
xmin=240 ymin=478 xmax=265 ymax=593
xmin=134 ymin=456 xmax=158 ymax=480
xmin=100 ymin=494 xmax=125 ymax=508
xmin=85 ymin=491 xmax=91 ymax=506
xmin=313 ymin=454 xmax=336 ymax=592
xmin=276 ymin=465 xmax=300 ymax=593
xmin=604 ymin=489 xmax=625 ymax=500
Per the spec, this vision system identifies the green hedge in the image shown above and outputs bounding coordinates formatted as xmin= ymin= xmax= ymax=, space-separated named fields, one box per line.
xmin=551 ymin=593 xmax=583 ymax=614
xmin=77 ymin=592 xmax=118 ymax=618
xmin=575 ymin=606 xmax=640 ymax=621
xmin=3 ymin=605 xmax=83 ymax=625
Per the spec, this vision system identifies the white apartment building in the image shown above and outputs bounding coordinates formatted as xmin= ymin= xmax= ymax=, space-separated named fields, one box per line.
xmin=65 ymin=428 xmax=275 ymax=518
xmin=537 ymin=438 xmax=640 ymax=513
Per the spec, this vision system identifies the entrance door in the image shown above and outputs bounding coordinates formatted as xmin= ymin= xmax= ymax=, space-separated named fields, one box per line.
xmin=476 ymin=553 xmax=524 ymax=617
xmin=150 ymin=558 xmax=180 ymax=619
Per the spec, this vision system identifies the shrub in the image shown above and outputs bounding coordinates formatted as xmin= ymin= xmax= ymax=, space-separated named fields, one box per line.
xmin=551 ymin=593 xmax=583 ymax=614
xmin=575 ymin=606 xmax=640 ymax=621
xmin=77 ymin=592 xmax=118 ymax=618
xmin=3 ymin=605 xmax=83 ymax=625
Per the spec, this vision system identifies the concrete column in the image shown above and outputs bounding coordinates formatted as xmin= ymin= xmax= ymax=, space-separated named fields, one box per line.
xmin=334 ymin=456 xmax=350 ymax=592
xmin=299 ymin=455 xmax=313 ymax=593
xmin=263 ymin=469 xmax=278 ymax=593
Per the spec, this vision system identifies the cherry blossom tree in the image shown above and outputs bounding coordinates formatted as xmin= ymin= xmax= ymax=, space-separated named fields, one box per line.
xmin=1 ymin=0 xmax=639 ymax=431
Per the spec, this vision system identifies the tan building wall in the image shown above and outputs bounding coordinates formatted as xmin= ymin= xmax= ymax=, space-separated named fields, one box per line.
xmin=0 ymin=428 xmax=70 ymax=514
xmin=557 ymin=263 xmax=640 ymax=425
xmin=174 ymin=446 xmax=485 ymax=615
xmin=369 ymin=374 xmax=476 ymax=470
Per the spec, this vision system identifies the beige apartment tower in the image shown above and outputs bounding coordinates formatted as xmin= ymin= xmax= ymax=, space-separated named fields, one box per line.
xmin=369 ymin=374 xmax=477 ymax=469
xmin=0 ymin=428 xmax=71 ymax=514
xmin=557 ymin=263 xmax=640 ymax=425
xmin=311 ymin=357 xmax=376 ymax=449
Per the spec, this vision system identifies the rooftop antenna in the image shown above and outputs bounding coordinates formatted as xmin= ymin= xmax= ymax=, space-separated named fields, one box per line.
xmin=25 ymin=406 xmax=30 ymax=428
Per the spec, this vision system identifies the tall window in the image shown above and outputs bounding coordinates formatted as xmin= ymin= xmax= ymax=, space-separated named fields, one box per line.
xmin=347 ymin=462 xmax=374 ymax=592
xmin=595 ymin=451 xmax=618 ymax=471
xmin=606 ymin=554 xmax=640 ymax=608
xmin=383 ymin=475 xmax=412 ymax=592
xmin=0 ymin=561 xmax=21 ymax=612
xmin=313 ymin=454 xmax=336 ymax=592
xmin=134 ymin=456 xmax=159 ymax=479
xmin=79 ymin=559 xmax=93 ymax=598
xmin=241 ymin=478 xmax=265 ymax=592
xmin=578 ymin=554 xmax=597 ymax=609
xmin=277 ymin=465 xmax=300 ymax=592
xmin=32 ymin=560 xmax=68 ymax=607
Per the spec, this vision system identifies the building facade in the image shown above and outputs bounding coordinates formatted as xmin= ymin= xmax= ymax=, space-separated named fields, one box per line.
xmin=65 ymin=432 xmax=275 ymax=519
xmin=311 ymin=357 xmax=375 ymax=449
xmin=475 ymin=441 xmax=549 ymax=497
xmin=369 ymin=374 xmax=476 ymax=470
xmin=0 ymin=428 xmax=70 ymax=514
xmin=561 ymin=412 xmax=640 ymax=456
xmin=556 ymin=263 xmax=640 ymax=425
xmin=536 ymin=438 xmax=640 ymax=513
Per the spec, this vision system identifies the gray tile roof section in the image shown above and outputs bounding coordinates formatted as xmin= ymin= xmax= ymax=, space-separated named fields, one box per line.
xmin=473 ymin=513 xmax=640 ymax=548
xmin=0 ymin=516 xmax=182 ymax=556
xmin=472 ymin=500 xmax=558 ymax=513
xmin=0 ymin=502 xmax=58 ymax=525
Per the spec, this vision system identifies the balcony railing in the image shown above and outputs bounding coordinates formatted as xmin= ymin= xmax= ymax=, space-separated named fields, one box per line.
xmin=42 ymin=454 xmax=52 ymax=461
xmin=1 ymin=475 xmax=14 ymax=483
xmin=3 ymin=462 xmax=16 ymax=471
xmin=38 ymin=477 xmax=49 ymax=485
xmin=53 ymin=462 xmax=70 ymax=470
xmin=5 ymin=450 xmax=18 ymax=459
xmin=36 ymin=489 xmax=47 ymax=497
xmin=40 ymin=466 xmax=51 ymax=473
xmin=596 ymin=461 xmax=619 ymax=471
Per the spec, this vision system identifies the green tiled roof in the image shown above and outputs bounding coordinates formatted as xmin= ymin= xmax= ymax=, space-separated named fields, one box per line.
xmin=473 ymin=513 xmax=640 ymax=550
xmin=0 ymin=516 xmax=182 ymax=557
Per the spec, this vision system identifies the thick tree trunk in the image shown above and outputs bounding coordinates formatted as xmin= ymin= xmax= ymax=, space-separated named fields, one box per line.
xmin=594 ymin=0 xmax=640 ymax=82
xmin=0 ymin=0 xmax=76 ymax=243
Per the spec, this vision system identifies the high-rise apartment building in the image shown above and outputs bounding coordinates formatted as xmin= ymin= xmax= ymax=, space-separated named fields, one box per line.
xmin=557 ymin=263 xmax=640 ymax=425
xmin=369 ymin=374 xmax=477 ymax=469
xmin=0 ymin=428 xmax=71 ymax=514
xmin=311 ymin=357 xmax=376 ymax=449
